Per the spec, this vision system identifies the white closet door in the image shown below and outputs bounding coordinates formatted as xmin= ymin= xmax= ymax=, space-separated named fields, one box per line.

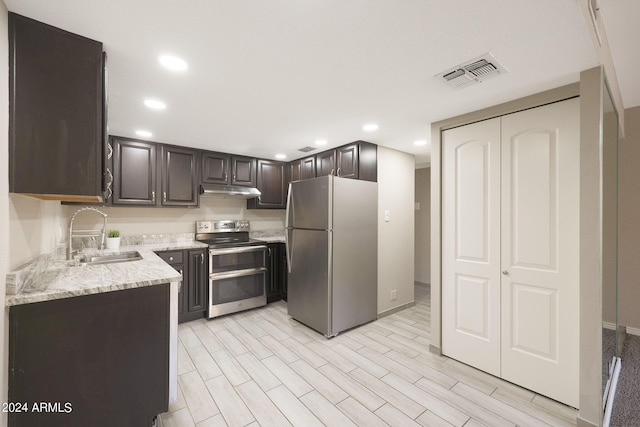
xmin=500 ymin=98 xmax=580 ymax=407
xmin=442 ymin=118 xmax=502 ymax=376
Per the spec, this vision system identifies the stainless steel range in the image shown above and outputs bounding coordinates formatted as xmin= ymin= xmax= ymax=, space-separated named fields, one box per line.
xmin=195 ymin=220 xmax=268 ymax=318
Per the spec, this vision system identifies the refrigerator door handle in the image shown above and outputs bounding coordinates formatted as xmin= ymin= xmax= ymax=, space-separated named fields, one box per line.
xmin=285 ymin=182 xmax=293 ymax=229
xmin=285 ymin=228 xmax=293 ymax=273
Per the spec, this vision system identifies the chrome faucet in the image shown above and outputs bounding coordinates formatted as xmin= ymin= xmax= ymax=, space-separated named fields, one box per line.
xmin=67 ymin=207 xmax=108 ymax=260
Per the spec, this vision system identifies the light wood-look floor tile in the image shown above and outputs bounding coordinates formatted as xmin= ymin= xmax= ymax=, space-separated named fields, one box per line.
xmin=336 ymin=397 xmax=389 ymax=427
xmin=266 ymin=385 xmax=323 ymax=427
xmin=236 ymin=381 xmax=292 ymax=427
xmin=205 ymin=375 xmax=255 ymax=427
xmin=178 ymin=371 xmax=220 ymax=423
xmin=161 ymin=284 xmax=577 ymax=427
xmin=300 ymin=390 xmax=357 ymax=427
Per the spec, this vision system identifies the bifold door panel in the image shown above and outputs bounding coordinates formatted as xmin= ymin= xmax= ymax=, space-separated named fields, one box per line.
xmin=442 ymin=98 xmax=580 ymax=407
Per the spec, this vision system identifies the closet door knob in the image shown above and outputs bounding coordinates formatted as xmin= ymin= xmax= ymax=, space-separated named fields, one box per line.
xmin=502 ymin=270 xmax=509 ymax=275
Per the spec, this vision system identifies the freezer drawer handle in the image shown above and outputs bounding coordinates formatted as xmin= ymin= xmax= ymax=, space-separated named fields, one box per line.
xmin=210 ymin=267 xmax=267 ymax=280
xmin=211 ymin=245 xmax=267 ymax=255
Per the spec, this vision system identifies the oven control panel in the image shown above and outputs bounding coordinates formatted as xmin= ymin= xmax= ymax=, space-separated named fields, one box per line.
xmin=196 ymin=220 xmax=250 ymax=233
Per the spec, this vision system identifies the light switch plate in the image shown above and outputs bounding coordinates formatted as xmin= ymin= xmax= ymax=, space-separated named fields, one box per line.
xmin=384 ymin=210 xmax=390 ymax=222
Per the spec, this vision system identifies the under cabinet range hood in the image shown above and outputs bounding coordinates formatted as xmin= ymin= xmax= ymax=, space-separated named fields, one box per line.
xmin=199 ymin=184 xmax=261 ymax=199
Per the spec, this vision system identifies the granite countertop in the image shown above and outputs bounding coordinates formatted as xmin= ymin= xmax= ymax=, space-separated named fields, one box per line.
xmin=250 ymin=230 xmax=285 ymax=243
xmin=6 ymin=238 xmax=208 ymax=307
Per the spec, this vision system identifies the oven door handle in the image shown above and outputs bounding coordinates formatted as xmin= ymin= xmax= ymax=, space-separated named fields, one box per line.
xmin=210 ymin=245 xmax=267 ymax=255
xmin=210 ymin=267 xmax=267 ymax=280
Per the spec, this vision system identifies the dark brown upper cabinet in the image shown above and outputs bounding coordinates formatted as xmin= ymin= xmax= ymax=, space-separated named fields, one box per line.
xmin=201 ymin=152 xmax=255 ymax=188
xmin=335 ymin=143 xmax=359 ymax=179
xmin=357 ymin=140 xmax=377 ymax=182
xmin=248 ymin=159 xmax=286 ymax=209
xmin=201 ymin=151 xmax=230 ymax=185
xmin=316 ymin=150 xmax=336 ymax=177
xmin=161 ymin=145 xmax=199 ymax=207
xmin=112 ymin=137 xmax=157 ymax=206
xmin=9 ymin=13 xmax=106 ymax=202
xmin=289 ymin=161 xmax=301 ymax=183
xmin=231 ymin=156 xmax=256 ymax=187
xmin=300 ymin=156 xmax=316 ymax=180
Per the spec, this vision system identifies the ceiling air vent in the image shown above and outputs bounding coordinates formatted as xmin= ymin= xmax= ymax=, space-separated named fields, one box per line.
xmin=298 ymin=146 xmax=316 ymax=153
xmin=437 ymin=53 xmax=507 ymax=89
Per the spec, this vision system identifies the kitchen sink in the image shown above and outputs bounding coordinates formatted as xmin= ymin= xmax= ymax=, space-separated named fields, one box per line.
xmin=76 ymin=251 xmax=142 ymax=266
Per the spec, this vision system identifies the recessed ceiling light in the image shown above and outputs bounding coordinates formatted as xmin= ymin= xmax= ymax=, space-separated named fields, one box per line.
xmin=414 ymin=140 xmax=428 ymax=146
xmin=158 ymin=55 xmax=188 ymax=72
xmin=135 ymin=130 xmax=153 ymax=138
xmin=144 ymin=99 xmax=167 ymax=110
xmin=315 ymin=139 xmax=327 ymax=146
xmin=275 ymin=154 xmax=287 ymax=160
xmin=363 ymin=123 xmax=379 ymax=132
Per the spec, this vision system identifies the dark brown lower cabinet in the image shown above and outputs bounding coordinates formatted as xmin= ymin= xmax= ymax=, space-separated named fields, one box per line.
xmin=267 ymin=243 xmax=288 ymax=303
xmin=8 ymin=285 xmax=170 ymax=427
xmin=187 ymin=249 xmax=207 ymax=315
xmin=156 ymin=249 xmax=207 ymax=323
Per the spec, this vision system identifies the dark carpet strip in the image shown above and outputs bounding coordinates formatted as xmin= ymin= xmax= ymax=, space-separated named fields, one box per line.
xmin=611 ymin=334 xmax=640 ymax=426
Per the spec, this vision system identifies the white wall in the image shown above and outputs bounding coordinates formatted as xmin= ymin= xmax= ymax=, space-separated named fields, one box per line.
xmin=618 ymin=106 xmax=640 ymax=330
xmin=377 ymin=146 xmax=415 ymax=314
xmin=414 ymin=167 xmax=430 ymax=284
xmin=66 ymin=198 xmax=286 ymax=236
xmin=1 ymin=3 xmax=10 ymax=423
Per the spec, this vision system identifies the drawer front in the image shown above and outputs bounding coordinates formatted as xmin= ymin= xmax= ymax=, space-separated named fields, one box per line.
xmin=156 ymin=250 xmax=184 ymax=264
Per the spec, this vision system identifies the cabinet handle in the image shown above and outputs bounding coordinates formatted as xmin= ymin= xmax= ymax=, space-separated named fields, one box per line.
xmin=107 ymin=142 xmax=113 ymax=160
xmin=169 ymin=256 xmax=174 ymax=262
xmin=151 ymin=191 xmax=155 ymax=202
xmin=179 ymin=269 xmax=183 ymax=278
xmin=258 ymin=196 xmax=261 ymax=204
xmin=233 ymin=174 xmax=236 ymax=182
xmin=200 ymin=253 xmax=204 ymax=264
xmin=224 ymin=172 xmax=228 ymax=181
xmin=337 ymin=167 xmax=341 ymax=177
xmin=163 ymin=192 xmax=167 ymax=203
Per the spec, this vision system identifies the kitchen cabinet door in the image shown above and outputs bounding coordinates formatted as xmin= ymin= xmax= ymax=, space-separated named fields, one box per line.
xmin=112 ymin=137 xmax=158 ymax=206
xmin=267 ymin=243 xmax=282 ymax=303
xmin=156 ymin=251 xmax=186 ymax=319
xmin=201 ymin=151 xmax=230 ymax=185
xmin=248 ymin=159 xmax=286 ymax=209
xmin=300 ymin=156 xmax=316 ymax=179
xmin=9 ymin=13 xmax=105 ymax=202
xmin=187 ymin=249 xmax=207 ymax=316
xmin=289 ymin=160 xmax=301 ymax=183
xmin=316 ymin=150 xmax=336 ymax=177
xmin=231 ymin=156 xmax=256 ymax=187
xmin=358 ymin=141 xmax=378 ymax=182
xmin=9 ymin=285 xmax=170 ymax=426
xmin=161 ymin=145 xmax=199 ymax=207
xmin=336 ymin=143 xmax=359 ymax=179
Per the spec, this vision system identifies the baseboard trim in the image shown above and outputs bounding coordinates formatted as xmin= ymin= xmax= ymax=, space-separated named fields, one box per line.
xmin=377 ymin=301 xmax=416 ymax=319
xmin=429 ymin=344 xmax=442 ymax=356
xmin=626 ymin=326 xmax=640 ymax=336
xmin=603 ymin=321 xmax=616 ymax=330
xmin=576 ymin=416 xmax=598 ymax=427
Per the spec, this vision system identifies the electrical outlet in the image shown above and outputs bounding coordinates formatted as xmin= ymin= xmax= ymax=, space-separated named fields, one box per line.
xmin=390 ymin=289 xmax=397 ymax=301
xmin=384 ymin=210 xmax=390 ymax=222
xmin=415 ymin=202 xmax=420 ymax=210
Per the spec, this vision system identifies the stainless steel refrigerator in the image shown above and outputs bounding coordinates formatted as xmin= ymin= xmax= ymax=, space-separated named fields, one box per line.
xmin=285 ymin=175 xmax=377 ymax=337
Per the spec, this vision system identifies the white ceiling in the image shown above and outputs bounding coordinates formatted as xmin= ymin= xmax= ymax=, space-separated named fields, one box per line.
xmin=599 ymin=0 xmax=640 ymax=109
xmin=5 ymin=0 xmax=602 ymax=164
